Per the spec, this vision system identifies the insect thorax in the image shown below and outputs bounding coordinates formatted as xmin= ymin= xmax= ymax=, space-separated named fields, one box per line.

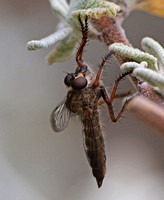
xmin=66 ymin=87 xmax=99 ymax=115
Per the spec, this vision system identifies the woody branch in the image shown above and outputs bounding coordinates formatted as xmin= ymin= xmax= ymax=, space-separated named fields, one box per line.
xmin=92 ymin=16 xmax=164 ymax=135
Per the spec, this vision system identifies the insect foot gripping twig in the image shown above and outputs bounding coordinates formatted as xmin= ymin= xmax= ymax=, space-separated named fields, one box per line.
xmin=76 ymin=15 xmax=89 ymax=67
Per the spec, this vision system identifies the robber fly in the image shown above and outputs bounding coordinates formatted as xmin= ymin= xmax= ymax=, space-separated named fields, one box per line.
xmin=50 ymin=16 xmax=131 ymax=188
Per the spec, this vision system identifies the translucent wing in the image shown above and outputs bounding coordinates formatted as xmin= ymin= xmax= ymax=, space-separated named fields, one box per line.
xmin=50 ymin=98 xmax=71 ymax=132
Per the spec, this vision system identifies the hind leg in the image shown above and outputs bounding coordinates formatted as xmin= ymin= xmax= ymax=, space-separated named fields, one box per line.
xmin=100 ymin=72 xmax=132 ymax=122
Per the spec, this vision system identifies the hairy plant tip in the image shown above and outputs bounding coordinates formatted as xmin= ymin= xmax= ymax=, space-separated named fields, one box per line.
xmin=110 ymin=37 xmax=164 ymax=96
xmin=27 ymin=0 xmax=120 ymax=64
xmin=109 ymin=43 xmax=158 ymax=71
xmin=71 ymin=0 xmax=120 ymax=23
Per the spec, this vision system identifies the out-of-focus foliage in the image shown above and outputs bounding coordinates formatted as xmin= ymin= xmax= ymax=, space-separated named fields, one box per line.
xmin=135 ymin=0 xmax=164 ymax=17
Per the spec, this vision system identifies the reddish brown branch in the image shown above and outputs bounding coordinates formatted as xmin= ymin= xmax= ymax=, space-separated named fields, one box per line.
xmin=92 ymin=16 xmax=164 ymax=134
xmin=92 ymin=17 xmax=130 ymax=64
xmin=127 ymin=96 xmax=164 ymax=135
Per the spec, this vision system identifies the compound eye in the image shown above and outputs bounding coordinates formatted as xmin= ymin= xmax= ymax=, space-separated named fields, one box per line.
xmin=72 ymin=77 xmax=87 ymax=90
xmin=64 ymin=74 xmax=74 ymax=86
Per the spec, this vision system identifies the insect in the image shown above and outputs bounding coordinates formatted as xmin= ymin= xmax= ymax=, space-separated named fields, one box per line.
xmin=50 ymin=16 xmax=131 ymax=188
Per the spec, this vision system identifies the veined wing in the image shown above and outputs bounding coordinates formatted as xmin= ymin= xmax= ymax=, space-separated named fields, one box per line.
xmin=50 ymin=98 xmax=71 ymax=132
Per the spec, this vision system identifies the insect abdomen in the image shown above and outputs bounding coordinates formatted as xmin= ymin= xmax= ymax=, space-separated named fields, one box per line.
xmin=82 ymin=113 xmax=106 ymax=188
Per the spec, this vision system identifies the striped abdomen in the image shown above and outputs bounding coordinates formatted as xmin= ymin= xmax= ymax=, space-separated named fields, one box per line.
xmin=82 ymin=110 xmax=106 ymax=188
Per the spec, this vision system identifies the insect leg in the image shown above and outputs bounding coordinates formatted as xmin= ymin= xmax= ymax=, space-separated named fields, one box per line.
xmin=100 ymin=72 xmax=132 ymax=122
xmin=76 ymin=15 xmax=89 ymax=67
xmin=113 ymin=89 xmax=133 ymax=99
xmin=110 ymin=72 xmax=132 ymax=103
xmin=98 ymin=89 xmax=133 ymax=106
xmin=93 ymin=53 xmax=113 ymax=87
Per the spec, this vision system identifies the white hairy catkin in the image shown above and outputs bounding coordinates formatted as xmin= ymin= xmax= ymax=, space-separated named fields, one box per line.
xmin=71 ymin=0 xmax=120 ymax=23
xmin=27 ymin=27 xmax=73 ymax=50
xmin=120 ymin=61 xmax=148 ymax=72
xmin=49 ymin=0 xmax=69 ymax=20
xmin=133 ymin=68 xmax=164 ymax=95
xmin=142 ymin=37 xmax=164 ymax=75
xmin=109 ymin=43 xmax=158 ymax=71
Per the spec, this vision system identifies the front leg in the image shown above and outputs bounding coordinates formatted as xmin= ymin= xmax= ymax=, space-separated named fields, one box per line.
xmin=76 ymin=15 xmax=89 ymax=67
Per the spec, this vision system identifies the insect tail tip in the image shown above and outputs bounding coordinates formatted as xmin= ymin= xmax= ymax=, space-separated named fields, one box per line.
xmin=96 ymin=178 xmax=104 ymax=188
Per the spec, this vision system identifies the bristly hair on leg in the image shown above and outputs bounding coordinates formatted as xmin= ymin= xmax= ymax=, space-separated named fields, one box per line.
xmin=85 ymin=15 xmax=89 ymax=32
xmin=78 ymin=14 xmax=89 ymax=34
xmin=76 ymin=15 xmax=90 ymax=66
xmin=78 ymin=14 xmax=84 ymax=32
xmin=101 ymin=54 xmax=114 ymax=66
xmin=104 ymin=52 xmax=113 ymax=61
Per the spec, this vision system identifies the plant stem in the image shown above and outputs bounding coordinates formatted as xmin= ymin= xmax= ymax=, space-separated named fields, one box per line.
xmin=92 ymin=16 xmax=164 ymax=134
xmin=127 ymin=96 xmax=164 ymax=135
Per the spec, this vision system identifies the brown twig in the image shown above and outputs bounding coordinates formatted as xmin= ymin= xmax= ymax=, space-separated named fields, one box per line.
xmin=92 ymin=16 xmax=164 ymax=134
xmin=127 ymin=96 xmax=164 ymax=135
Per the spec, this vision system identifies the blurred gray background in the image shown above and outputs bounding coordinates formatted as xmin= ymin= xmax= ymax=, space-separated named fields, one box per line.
xmin=0 ymin=0 xmax=164 ymax=200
